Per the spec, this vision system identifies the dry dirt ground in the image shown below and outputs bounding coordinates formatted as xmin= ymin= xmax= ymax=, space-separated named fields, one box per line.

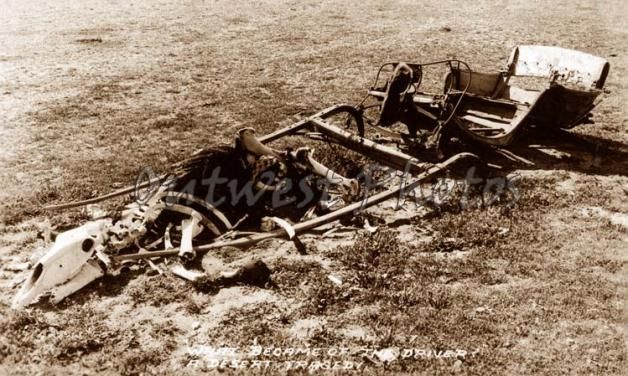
xmin=0 ymin=0 xmax=627 ymax=375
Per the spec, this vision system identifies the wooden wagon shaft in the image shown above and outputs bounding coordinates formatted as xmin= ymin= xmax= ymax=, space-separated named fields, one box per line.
xmin=261 ymin=104 xmax=430 ymax=174
xmin=112 ymin=152 xmax=478 ymax=262
xmin=43 ymin=174 xmax=167 ymax=210
xmin=308 ymin=117 xmax=431 ymax=174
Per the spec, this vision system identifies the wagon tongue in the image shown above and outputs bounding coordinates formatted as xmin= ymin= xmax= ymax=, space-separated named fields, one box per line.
xmin=12 ymin=220 xmax=108 ymax=309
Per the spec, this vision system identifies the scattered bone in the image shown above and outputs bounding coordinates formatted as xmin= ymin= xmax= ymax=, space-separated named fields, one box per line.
xmin=145 ymin=258 xmax=164 ymax=275
xmin=201 ymin=253 xmax=227 ymax=279
xmin=318 ymin=197 xmax=343 ymax=211
xmin=299 ymin=206 xmax=317 ymax=221
xmin=327 ymin=275 xmax=343 ymax=286
xmin=363 ymin=219 xmax=378 ymax=233
xmin=339 ymin=325 xmax=375 ymax=341
xmin=171 ymin=264 xmax=204 ymax=282
xmin=322 ymin=226 xmax=340 ymax=238
xmin=36 ymin=218 xmax=53 ymax=244
xmin=5 ymin=262 xmax=30 ymax=272
xmin=85 ymin=204 xmax=108 ymax=220
xmin=288 ymin=318 xmax=327 ymax=340
xmin=164 ymin=223 xmax=174 ymax=250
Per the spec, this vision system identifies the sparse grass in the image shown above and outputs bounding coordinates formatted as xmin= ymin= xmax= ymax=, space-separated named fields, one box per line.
xmin=125 ymin=274 xmax=193 ymax=307
xmin=0 ymin=303 xmax=181 ymax=374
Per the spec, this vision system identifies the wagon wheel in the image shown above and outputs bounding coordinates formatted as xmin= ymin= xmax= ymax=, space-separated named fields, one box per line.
xmin=318 ymin=105 xmax=364 ymax=136
xmin=310 ymin=107 xmax=368 ymax=179
xmin=140 ymin=191 xmax=233 ymax=262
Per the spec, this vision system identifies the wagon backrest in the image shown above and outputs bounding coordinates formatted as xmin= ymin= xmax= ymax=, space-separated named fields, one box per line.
xmin=506 ymin=45 xmax=610 ymax=90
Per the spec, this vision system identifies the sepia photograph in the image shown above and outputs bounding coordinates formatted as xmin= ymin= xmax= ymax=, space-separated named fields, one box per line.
xmin=0 ymin=0 xmax=626 ymax=374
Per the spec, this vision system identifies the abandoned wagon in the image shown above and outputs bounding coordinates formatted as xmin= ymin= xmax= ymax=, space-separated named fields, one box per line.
xmin=13 ymin=45 xmax=610 ymax=308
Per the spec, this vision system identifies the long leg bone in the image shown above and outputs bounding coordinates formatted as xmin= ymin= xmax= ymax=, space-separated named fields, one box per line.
xmin=179 ymin=214 xmax=202 ymax=261
xmin=293 ymin=147 xmax=360 ymax=199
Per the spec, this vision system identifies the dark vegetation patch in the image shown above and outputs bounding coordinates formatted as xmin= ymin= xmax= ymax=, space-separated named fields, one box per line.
xmin=0 ymin=305 xmax=180 ymax=372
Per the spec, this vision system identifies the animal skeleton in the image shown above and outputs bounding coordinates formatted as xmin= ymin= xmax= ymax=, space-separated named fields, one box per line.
xmin=15 ymin=85 xmax=490 ymax=309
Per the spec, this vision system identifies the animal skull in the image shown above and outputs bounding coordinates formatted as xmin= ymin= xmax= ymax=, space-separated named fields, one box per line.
xmin=12 ymin=220 xmax=108 ymax=308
